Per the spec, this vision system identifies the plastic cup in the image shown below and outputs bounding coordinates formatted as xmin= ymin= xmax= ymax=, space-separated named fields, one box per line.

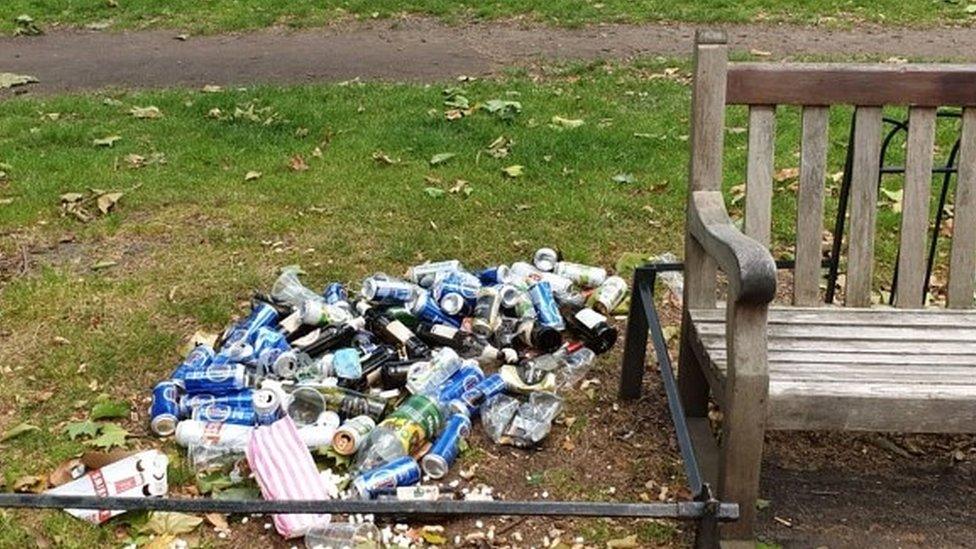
xmin=305 ymin=522 xmax=381 ymax=549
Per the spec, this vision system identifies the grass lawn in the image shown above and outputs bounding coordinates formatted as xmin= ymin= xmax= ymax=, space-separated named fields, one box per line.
xmin=0 ymin=59 xmax=962 ymax=546
xmin=0 ymin=0 xmax=973 ymax=34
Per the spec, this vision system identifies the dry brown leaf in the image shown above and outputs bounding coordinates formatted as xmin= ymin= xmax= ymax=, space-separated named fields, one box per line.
xmin=774 ymin=167 xmax=800 ymax=182
xmin=49 ymin=458 xmax=85 ymax=487
xmin=96 ymin=192 xmax=123 ymax=214
xmin=289 ymin=155 xmax=309 ymax=172
xmin=81 ymin=449 xmax=136 ymax=470
xmin=205 ymin=512 xmax=230 ymax=532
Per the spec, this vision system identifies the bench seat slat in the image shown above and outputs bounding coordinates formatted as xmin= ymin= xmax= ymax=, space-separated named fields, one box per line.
xmin=688 ymin=307 xmax=976 ymax=432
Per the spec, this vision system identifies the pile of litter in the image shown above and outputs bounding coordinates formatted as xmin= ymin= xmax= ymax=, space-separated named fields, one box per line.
xmin=71 ymin=249 xmax=630 ymax=546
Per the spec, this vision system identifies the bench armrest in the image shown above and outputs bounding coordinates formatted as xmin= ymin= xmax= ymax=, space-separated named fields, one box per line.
xmin=688 ymin=190 xmax=777 ymax=306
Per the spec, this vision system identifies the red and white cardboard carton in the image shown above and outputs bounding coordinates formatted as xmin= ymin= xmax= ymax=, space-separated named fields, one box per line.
xmin=45 ymin=450 xmax=169 ymax=524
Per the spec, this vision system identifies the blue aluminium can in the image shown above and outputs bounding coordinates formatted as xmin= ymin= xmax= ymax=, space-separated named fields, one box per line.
xmin=353 ymin=456 xmax=422 ymax=499
xmin=179 ymin=389 xmax=255 ymax=419
xmin=449 ymin=373 xmax=507 ymax=416
xmin=170 ymin=344 xmax=216 ymax=384
xmin=475 ymin=265 xmax=510 ymax=286
xmin=436 ymin=363 xmax=485 ymax=403
xmin=150 ymin=381 xmax=181 ymax=436
xmin=409 ymin=292 xmax=461 ymax=328
xmin=224 ymin=302 xmax=280 ymax=347
xmin=433 ymin=271 xmax=481 ymax=301
xmin=421 ymin=413 xmax=471 ymax=479
xmin=195 ymin=403 xmax=255 ymax=426
xmin=528 ymin=281 xmax=565 ymax=330
xmin=182 ymin=362 xmax=248 ymax=395
xmin=361 ymin=277 xmax=416 ymax=305
xmin=323 ymin=282 xmax=349 ymax=305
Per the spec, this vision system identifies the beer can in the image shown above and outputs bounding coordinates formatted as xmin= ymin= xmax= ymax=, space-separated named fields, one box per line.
xmin=195 ymin=403 xmax=255 ymax=426
xmin=475 ymin=265 xmax=510 ymax=286
xmin=450 ymin=373 xmax=507 ymax=416
xmin=408 ymin=292 xmax=461 ymax=328
xmin=179 ymin=389 xmax=254 ymax=419
xmin=593 ymin=275 xmax=628 ymax=315
xmin=224 ymin=302 xmax=280 ymax=347
xmin=435 ymin=363 xmax=485 ymax=403
xmin=361 ymin=277 xmax=417 ymax=305
xmin=432 ymin=271 xmax=481 ymax=301
xmin=353 ymin=456 xmax=422 ymax=499
xmin=299 ymin=300 xmax=352 ymax=327
xmin=406 ymin=260 xmax=462 ymax=287
xmin=150 ymin=381 xmax=181 ymax=437
xmin=170 ymin=344 xmax=216 ymax=384
xmin=252 ymin=389 xmax=282 ymax=425
xmin=182 ymin=362 xmax=249 ymax=396
xmin=322 ymin=282 xmax=348 ymax=305
xmin=438 ymin=292 xmax=469 ymax=316
xmin=528 ymin=281 xmax=566 ymax=331
xmin=554 ymin=261 xmax=607 ymax=288
xmin=381 ymin=394 xmax=443 ymax=455
xmin=421 ymin=413 xmax=471 ymax=479
xmin=471 ymin=286 xmax=502 ymax=336
xmin=532 ymin=247 xmax=560 ymax=272
xmin=332 ymin=415 xmax=377 ymax=455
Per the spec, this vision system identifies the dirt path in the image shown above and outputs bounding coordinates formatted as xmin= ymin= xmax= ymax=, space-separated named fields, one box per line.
xmin=3 ymin=19 xmax=976 ymax=94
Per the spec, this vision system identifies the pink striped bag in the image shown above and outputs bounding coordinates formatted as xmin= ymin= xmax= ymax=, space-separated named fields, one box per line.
xmin=246 ymin=416 xmax=333 ymax=538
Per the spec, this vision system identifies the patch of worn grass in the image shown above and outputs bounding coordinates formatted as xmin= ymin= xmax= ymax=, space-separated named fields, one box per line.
xmin=0 ymin=0 xmax=971 ymax=34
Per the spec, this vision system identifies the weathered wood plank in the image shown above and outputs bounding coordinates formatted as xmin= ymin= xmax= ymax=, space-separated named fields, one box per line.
xmin=695 ymin=321 xmax=976 ymax=342
xmin=707 ymin=349 xmax=976 ymax=366
xmin=691 ymin=306 xmax=976 ymax=326
xmin=846 ymin=107 xmax=884 ymax=307
xmin=948 ymin=108 xmax=976 ymax=309
xmin=767 ymin=388 xmax=976 ymax=432
xmin=697 ymin=333 xmax=975 ymax=354
xmin=794 ymin=106 xmax=829 ymax=306
xmin=726 ymin=63 xmax=976 ymax=107
xmin=744 ymin=106 xmax=776 ymax=247
xmin=896 ymin=107 xmax=937 ymax=308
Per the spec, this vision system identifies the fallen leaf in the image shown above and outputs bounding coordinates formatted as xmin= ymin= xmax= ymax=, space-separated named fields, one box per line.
xmin=14 ymin=14 xmax=42 ymax=36
xmin=424 ymin=187 xmax=446 ymax=198
xmin=289 ymin=155 xmax=308 ymax=171
xmin=773 ymin=167 xmax=800 ymax=182
xmin=143 ymin=512 xmax=203 ymax=535
xmin=91 ymin=399 xmax=130 ymax=420
xmin=0 ymin=198 xmax=14 ymax=206
xmin=201 ymin=85 xmax=223 ymax=93
xmin=96 ymin=191 xmax=123 ymax=214
xmin=130 ymin=106 xmax=163 ymax=119
xmin=86 ymin=423 xmax=128 ymax=449
xmin=49 ymin=458 xmax=85 ymax=487
xmin=880 ymin=188 xmax=904 ymax=213
xmin=13 ymin=475 xmax=46 ymax=493
xmin=612 ymin=173 xmax=636 ymax=184
xmin=372 ymin=151 xmax=399 ymax=165
xmin=174 ymin=34 xmax=189 ymax=41
xmin=449 ymin=179 xmax=471 ymax=196
xmin=144 ymin=535 xmax=177 ymax=549
xmin=606 ymin=534 xmax=639 ymax=548
xmin=421 ymin=530 xmax=447 ymax=545
xmin=486 ymin=135 xmax=512 ymax=158
xmin=0 ymin=73 xmax=39 ymax=89
xmin=756 ymin=498 xmax=772 ymax=510
xmin=244 ymin=171 xmax=262 ymax=181
xmin=750 ymin=48 xmax=772 ymax=57
xmin=80 ymin=449 xmax=135 ymax=470
xmin=91 ymin=260 xmax=117 ymax=270
xmin=968 ymin=4 xmax=976 ymax=14
xmin=429 ymin=152 xmax=456 ymax=166
xmin=501 ymin=165 xmax=524 ymax=178
xmin=93 ymin=135 xmax=122 ymax=148
xmin=481 ymin=99 xmax=522 ymax=120
xmin=205 ymin=513 xmax=229 ymax=532
xmin=0 ymin=422 xmax=39 ymax=442
xmin=64 ymin=420 xmax=100 ymax=440
xmin=213 ymin=486 xmax=261 ymax=501
xmin=549 ymin=115 xmax=585 ymax=130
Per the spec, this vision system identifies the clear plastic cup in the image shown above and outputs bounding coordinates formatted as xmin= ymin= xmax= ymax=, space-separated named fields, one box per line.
xmin=305 ymin=522 xmax=381 ymax=549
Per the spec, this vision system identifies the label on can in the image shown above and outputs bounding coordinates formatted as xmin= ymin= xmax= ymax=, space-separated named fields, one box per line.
xmin=430 ymin=324 xmax=458 ymax=340
xmin=575 ymin=308 xmax=607 ymax=330
xmin=385 ymin=320 xmax=415 ymax=344
xmin=381 ymin=395 xmax=442 ymax=454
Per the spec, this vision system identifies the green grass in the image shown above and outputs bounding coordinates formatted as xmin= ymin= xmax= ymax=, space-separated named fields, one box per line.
xmin=0 ymin=58 xmax=964 ymax=544
xmin=0 ymin=0 xmax=973 ymax=34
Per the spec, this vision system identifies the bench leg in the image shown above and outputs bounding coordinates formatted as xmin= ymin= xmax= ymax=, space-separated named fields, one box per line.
xmin=678 ymin=311 xmax=710 ymax=417
xmin=718 ymin=304 xmax=769 ymax=543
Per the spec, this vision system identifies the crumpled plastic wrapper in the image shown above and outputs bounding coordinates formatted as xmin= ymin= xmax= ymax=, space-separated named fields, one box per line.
xmin=483 ymin=392 xmax=563 ymax=448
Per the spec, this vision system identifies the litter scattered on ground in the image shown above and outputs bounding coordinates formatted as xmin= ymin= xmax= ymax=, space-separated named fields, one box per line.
xmin=74 ymin=249 xmax=629 ymax=545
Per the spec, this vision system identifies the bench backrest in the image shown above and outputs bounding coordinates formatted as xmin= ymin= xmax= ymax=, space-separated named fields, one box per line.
xmin=690 ymin=30 xmax=976 ymax=309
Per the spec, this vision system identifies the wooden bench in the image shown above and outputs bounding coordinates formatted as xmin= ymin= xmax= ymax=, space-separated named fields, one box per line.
xmin=674 ymin=31 xmax=976 ymax=544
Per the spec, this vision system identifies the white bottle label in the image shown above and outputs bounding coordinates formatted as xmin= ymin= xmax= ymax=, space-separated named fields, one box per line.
xmin=431 ymin=324 xmax=458 ymax=340
xmin=386 ymin=321 xmax=414 ymax=343
xmin=575 ymin=308 xmax=606 ymax=330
